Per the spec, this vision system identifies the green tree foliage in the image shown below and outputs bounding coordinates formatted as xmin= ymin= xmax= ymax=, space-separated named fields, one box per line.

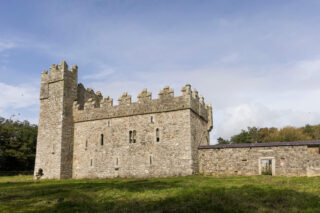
xmin=0 ymin=117 xmax=37 ymax=171
xmin=219 ymin=124 xmax=320 ymax=144
xmin=231 ymin=130 xmax=252 ymax=144
xmin=217 ymin=137 xmax=230 ymax=144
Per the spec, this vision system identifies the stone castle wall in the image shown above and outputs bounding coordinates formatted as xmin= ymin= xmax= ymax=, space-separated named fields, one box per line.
xmin=72 ymin=84 xmax=213 ymax=178
xmin=73 ymin=110 xmax=194 ymax=178
xmin=198 ymin=145 xmax=320 ymax=176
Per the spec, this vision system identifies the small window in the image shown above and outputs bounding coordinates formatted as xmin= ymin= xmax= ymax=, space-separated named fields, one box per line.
xmin=133 ymin=130 xmax=137 ymax=143
xmin=116 ymin=157 xmax=119 ymax=166
xmin=85 ymin=140 xmax=88 ymax=148
xmin=156 ymin=128 xmax=160 ymax=142
xmin=129 ymin=131 xmax=133 ymax=143
xmin=150 ymin=156 xmax=152 ymax=165
xmin=101 ymin=134 xmax=104 ymax=146
xmin=52 ymin=144 xmax=55 ymax=154
xmin=107 ymin=120 xmax=111 ymax=127
xmin=151 ymin=116 xmax=154 ymax=123
xmin=129 ymin=130 xmax=137 ymax=143
xmin=90 ymin=159 xmax=93 ymax=167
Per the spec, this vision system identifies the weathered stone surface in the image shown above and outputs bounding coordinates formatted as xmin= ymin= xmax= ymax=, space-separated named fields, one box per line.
xmin=198 ymin=145 xmax=320 ymax=176
xmin=73 ymin=110 xmax=194 ymax=178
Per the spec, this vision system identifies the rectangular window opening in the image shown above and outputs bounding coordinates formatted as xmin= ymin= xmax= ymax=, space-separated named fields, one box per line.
xmin=156 ymin=128 xmax=160 ymax=142
xmin=129 ymin=131 xmax=133 ymax=143
xmin=133 ymin=130 xmax=136 ymax=143
xmin=150 ymin=156 xmax=152 ymax=165
xmin=101 ymin=134 xmax=104 ymax=146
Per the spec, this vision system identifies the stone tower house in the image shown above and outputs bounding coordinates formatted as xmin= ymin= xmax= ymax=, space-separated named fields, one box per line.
xmin=34 ymin=61 xmax=213 ymax=179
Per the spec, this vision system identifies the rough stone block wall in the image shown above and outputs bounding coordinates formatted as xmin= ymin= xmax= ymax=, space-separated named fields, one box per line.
xmin=190 ymin=111 xmax=210 ymax=173
xmin=198 ymin=146 xmax=320 ymax=176
xmin=34 ymin=81 xmax=64 ymax=179
xmin=72 ymin=110 xmax=193 ymax=178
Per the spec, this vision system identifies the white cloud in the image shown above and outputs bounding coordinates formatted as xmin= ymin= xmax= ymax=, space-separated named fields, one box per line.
xmin=0 ymin=82 xmax=38 ymax=109
xmin=0 ymin=82 xmax=39 ymax=123
xmin=217 ymin=103 xmax=320 ymax=140
xmin=83 ymin=66 xmax=115 ymax=80
xmin=0 ymin=41 xmax=15 ymax=52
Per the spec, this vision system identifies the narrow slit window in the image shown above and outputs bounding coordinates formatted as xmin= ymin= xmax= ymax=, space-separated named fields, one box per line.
xmin=150 ymin=156 xmax=152 ymax=165
xmin=90 ymin=159 xmax=93 ymax=167
xmin=116 ymin=157 xmax=119 ymax=166
xmin=156 ymin=128 xmax=160 ymax=142
xmin=133 ymin=130 xmax=136 ymax=143
xmin=85 ymin=140 xmax=88 ymax=148
xmin=101 ymin=134 xmax=104 ymax=146
xmin=151 ymin=116 xmax=154 ymax=123
xmin=107 ymin=120 xmax=111 ymax=127
xmin=52 ymin=144 xmax=55 ymax=154
xmin=129 ymin=131 xmax=133 ymax=143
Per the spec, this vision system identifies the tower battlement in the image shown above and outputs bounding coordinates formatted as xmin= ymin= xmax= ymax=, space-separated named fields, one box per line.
xmin=41 ymin=61 xmax=78 ymax=83
xmin=40 ymin=61 xmax=78 ymax=100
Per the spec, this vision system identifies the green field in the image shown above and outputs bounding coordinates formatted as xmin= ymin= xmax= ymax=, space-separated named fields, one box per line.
xmin=1 ymin=175 xmax=320 ymax=213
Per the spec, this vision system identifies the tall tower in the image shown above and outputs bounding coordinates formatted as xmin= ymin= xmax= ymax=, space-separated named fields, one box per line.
xmin=34 ymin=61 xmax=78 ymax=179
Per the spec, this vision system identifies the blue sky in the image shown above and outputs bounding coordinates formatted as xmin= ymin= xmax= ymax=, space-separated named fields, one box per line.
xmin=1 ymin=0 xmax=320 ymax=143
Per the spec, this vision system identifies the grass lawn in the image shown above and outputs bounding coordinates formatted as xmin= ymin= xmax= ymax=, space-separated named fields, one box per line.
xmin=0 ymin=175 xmax=320 ymax=213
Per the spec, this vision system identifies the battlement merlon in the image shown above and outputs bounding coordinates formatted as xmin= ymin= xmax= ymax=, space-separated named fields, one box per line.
xmin=73 ymin=85 xmax=213 ymax=127
xmin=40 ymin=61 xmax=78 ymax=100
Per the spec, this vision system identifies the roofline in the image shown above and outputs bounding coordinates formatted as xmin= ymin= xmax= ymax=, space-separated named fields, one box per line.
xmin=198 ymin=140 xmax=320 ymax=149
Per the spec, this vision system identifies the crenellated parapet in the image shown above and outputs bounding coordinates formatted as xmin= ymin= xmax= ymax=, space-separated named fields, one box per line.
xmin=101 ymin=96 xmax=113 ymax=107
xmin=76 ymin=84 xmax=103 ymax=109
xmin=40 ymin=61 xmax=78 ymax=100
xmin=138 ymin=88 xmax=152 ymax=103
xmin=158 ymin=86 xmax=174 ymax=99
xmin=73 ymin=84 xmax=212 ymax=127
xmin=118 ymin=92 xmax=132 ymax=105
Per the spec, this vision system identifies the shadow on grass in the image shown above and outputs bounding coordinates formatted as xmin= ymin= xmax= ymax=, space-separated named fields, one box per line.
xmin=1 ymin=178 xmax=320 ymax=213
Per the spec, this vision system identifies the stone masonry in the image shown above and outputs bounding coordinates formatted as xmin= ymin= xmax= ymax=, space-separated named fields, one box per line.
xmin=198 ymin=141 xmax=320 ymax=177
xmin=34 ymin=61 xmax=320 ymax=179
xmin=34 ymin=61 xmax=213 ymax=179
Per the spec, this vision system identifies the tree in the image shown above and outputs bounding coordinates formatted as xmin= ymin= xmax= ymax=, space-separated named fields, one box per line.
xmin=278 ymin=126 xmax=311 ymax=142
xmin=221 ymin=124 xmax=319 ymax=145
xmin=231 ymin=129 xmax=252 ymax=144
xmin=0 ymin=117 xmax=37 ymax=171
xmin=217 ymin=137 xmax=229 ymax=144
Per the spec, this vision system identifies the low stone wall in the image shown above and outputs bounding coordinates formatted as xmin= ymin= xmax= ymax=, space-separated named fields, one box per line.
xmin=198 ymin=145 xmax=320 ymax=176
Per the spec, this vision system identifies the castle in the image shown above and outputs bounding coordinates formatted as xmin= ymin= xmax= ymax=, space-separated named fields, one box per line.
xmin=34 ymin=61 xmax=320 ymax=179
xmin=34 ymin=61 xmax=213 ymax=179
